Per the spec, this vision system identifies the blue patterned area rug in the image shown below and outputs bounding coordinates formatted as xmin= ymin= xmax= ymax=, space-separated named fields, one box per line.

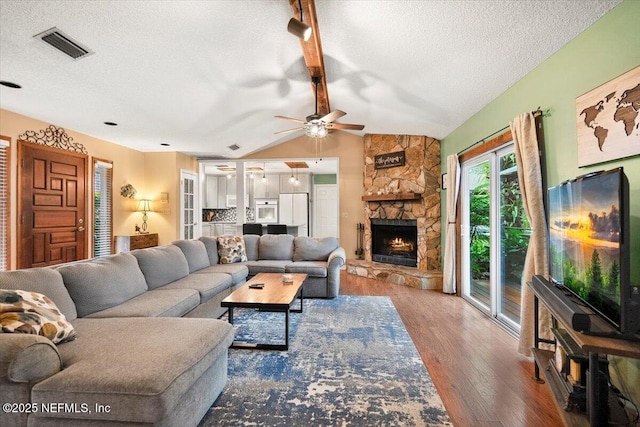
xmin=199 ymin=296 xmax=451 ymax=426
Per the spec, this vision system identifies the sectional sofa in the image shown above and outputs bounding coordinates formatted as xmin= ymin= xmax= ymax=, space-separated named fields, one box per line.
xmin=0 ymin=234 xmax=345 ymax=426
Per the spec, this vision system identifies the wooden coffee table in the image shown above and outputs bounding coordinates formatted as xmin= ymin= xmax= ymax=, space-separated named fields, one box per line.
xmin=221 ymin=272 xmax=307 ymax=350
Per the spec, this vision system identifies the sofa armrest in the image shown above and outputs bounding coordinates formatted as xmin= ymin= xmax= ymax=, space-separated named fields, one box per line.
xmin=0 ymin=334 xmax=62 ymax=383
xmin=326 ymin=247 xmax=346 ymax=298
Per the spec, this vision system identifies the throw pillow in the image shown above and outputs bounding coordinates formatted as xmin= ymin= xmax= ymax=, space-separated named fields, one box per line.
xmin=217 ymin=236 xmax=248 ymax=264
xmin=0 ymin=289 xmax=76 ymax=344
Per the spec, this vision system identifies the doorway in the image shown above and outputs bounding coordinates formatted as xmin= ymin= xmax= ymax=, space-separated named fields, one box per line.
xmin=18 ymin=141 xmax=87 ymax=268
xmin=313 ymin=184 xmax=338 ymax=238
xmin=460 ymin=143 xmax=530 ymax=334
xmin=180 ymin=170 xmax=198 ymax=239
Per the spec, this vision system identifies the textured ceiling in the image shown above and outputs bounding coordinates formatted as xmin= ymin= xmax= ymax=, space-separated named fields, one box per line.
xmin=0 ymin=0 xmax=621 ymax=159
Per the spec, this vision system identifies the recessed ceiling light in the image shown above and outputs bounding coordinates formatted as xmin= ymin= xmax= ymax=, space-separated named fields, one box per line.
xmin=160 ymin=143 xmax=170 ymax=146
xmin=103 ymin=121 xmax=118 ymax=126
xmin=0 ymin=81 xmax=22 ymax=89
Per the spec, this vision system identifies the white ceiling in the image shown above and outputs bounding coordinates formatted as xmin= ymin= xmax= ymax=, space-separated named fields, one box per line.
xmin=0 ymin=0 xmax=621 ymax=159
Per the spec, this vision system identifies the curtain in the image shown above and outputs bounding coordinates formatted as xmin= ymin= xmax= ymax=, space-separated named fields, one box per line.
xmin=510 ymin=112 xmax=551 ymax=356
xmin=443 ymin=154 xmax=460 ymax=294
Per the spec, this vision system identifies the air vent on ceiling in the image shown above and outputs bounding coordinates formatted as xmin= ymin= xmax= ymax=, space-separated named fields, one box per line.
xmin=227 ymin=144 xmax=240 ymax=151
xmin=34 ymin=27 xmax=93 ymax=60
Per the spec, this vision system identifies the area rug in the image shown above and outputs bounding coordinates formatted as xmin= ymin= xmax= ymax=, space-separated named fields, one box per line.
xmin=199 ymin=295 xmax=451 ymax=426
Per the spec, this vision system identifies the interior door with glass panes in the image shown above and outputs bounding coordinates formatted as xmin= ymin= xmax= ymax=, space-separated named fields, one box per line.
xmin=180 ymin=170 xmax=199 ymax=240
xmin=460 ymin=143 xmax=530 ymax=334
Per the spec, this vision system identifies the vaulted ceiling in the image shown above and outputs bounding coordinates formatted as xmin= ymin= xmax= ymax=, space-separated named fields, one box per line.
xmin=0 ymin=0 xmax=621 ymax=159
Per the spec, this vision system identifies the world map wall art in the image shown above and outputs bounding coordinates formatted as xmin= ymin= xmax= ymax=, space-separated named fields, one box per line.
xmin=576 ymin=65 xmax=639 ymax=167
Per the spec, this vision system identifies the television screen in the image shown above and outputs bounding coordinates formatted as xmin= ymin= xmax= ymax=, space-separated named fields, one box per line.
xmin=548 ymin=168 xmax=626 ymax=328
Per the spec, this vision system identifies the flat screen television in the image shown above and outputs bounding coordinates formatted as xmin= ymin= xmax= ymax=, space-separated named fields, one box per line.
xmin=548 ymin=167 xmax=639 ymax=335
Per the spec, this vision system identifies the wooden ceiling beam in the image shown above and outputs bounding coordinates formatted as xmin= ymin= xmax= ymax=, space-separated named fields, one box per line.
xmin=289 ymin=0 xmax=330 ymax=115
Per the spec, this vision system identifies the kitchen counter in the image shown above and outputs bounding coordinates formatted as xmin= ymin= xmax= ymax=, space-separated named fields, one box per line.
xmin=202 ymin=223 xmax=306 ymax=237
xmin=242 ymin=223 xmax=305 ymax=237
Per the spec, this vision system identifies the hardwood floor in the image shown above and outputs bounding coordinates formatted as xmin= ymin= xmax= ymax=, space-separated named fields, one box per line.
xmin=340 ymin=271 xmax=563 ymax=427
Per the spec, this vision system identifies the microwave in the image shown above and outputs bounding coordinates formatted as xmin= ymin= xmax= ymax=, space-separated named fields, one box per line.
xmin=255 ymin=199 xmax=278 ymax=223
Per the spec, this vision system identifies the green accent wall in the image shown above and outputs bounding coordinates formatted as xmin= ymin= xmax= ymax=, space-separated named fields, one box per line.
xmin=440 ymin=0 xmax=640 ymax=405
xmin=442 ymin=0 xmax=640 ymax=285
xmin=314 ymin=174 xmax=337 ymax=185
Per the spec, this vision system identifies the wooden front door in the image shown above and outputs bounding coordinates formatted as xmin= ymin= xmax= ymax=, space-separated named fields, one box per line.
xmin=19 ymin=142 xmax=87 ymax=268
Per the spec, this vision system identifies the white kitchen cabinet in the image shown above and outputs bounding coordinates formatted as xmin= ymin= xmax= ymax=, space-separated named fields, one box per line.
xmin=204 ymin=175 xmax=218 ymax=208
xmin=279 ymin=173 xmax=311 ymax=193
xmin=217 ymin=177 xmax=227 ymax=208
xmin=253 ymin=174 xmax=279 ymax=199
xmin=210 ymin=223 xmax=224 ymax=236
xmin=222 ymin=224 xmax=237 ymax=235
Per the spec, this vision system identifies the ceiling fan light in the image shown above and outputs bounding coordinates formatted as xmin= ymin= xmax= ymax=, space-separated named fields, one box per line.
xmin=317 ymin=125 xmax=328 ymax=137
xmin=287 ymin=17 xmax=312 ymax=41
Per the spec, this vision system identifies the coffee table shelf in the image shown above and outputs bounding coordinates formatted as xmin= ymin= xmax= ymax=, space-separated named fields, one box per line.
xmin=221 ymin=273 xmax=307 ymax=350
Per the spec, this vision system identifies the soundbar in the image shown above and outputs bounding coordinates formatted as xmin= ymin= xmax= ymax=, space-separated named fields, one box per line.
xmin=532 ymin=275 xmax=591 ymax=332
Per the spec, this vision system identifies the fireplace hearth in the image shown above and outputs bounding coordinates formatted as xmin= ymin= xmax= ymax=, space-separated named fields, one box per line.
xmin=371 ymin=219 xmax=417 ymax=267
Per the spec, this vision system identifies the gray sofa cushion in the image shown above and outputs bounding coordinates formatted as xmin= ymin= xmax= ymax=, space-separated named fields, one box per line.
xmin=243 ymin=260 xmax=292 ymax=276
xmin=131 ymin=245 xmax=190 ymax=289
xmin=194 ymin=264 xmax=248 ymax=285
xmin=293 ymin=236 xmax=339 ymax=261
xmin=160 ymin=273 xmax=232 ymax=303
xmin=243 ymin=234 xmax=260 ymax=261
xmin=0 ymin=268 xmax=78 ymax=321
xmin=31 ymin=317 xmax=234 ymax=424
xmin=198 ymin=236 xmax=220 ymax=265
xmin=84 ymin=289 xmax=199 ymax=318
xmin=285 ymin=261 xmax=328 ymax=277
xmin=258 ymin=234 xmax=294 ymax=260
xmin=172 ymin=240 xmax=211 ymax=273
xmin=56 ymin=253 xmax=147 ymax=318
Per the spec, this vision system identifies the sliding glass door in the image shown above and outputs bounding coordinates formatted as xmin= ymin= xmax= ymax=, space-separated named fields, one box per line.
xmin=460 ymin=143 xmax=530 ymax=334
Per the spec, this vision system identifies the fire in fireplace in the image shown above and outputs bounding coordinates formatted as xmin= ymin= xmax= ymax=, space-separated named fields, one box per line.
xmin=371 ymin=219 xmax=418 ymax=267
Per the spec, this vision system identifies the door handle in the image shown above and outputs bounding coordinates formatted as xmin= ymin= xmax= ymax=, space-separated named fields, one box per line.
xmin=77 ymin=226 xmax=85 ymax=232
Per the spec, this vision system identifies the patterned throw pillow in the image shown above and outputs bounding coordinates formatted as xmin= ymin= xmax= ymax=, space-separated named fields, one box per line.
xmin=0 ymin=289 xmax=76 ymax=344
xmin=217 ymin=236 xmax=248 ymax=264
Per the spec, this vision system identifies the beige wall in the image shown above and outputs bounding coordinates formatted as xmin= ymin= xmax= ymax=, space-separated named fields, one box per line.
xmin=244 ymin=131 xmax=365 ymax=259
xmin=0 ymin=109 xmax=196 ymax=266
xmin=143 ymin=151 xmax=198 ymax=246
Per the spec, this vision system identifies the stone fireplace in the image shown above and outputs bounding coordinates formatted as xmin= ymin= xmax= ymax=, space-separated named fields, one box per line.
xmin=347 ymin=134 xmax=443 ymax=289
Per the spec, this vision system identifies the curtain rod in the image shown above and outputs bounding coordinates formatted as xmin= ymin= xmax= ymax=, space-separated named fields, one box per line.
xmin=456 ymin=108 xmax=548 ymax=156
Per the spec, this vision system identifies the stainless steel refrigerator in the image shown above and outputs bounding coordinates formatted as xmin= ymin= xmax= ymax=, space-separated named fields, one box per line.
xmin=278 ymin=193 xmax=309 ymax=237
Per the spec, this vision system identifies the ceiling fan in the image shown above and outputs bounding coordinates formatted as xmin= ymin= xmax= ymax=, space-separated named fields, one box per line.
xmin=275 ymin=76 xmax=365 ymax=138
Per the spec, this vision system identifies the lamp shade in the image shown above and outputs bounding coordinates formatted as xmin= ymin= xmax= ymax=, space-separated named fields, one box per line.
xmin=287 ymin=17 xmax=311 ymax=41
xmin=137 ymin=199 xmax=152 ymax=212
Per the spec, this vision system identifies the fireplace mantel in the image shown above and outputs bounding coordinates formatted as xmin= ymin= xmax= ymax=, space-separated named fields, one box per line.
xmin=361 ymin=192 xmax=423 ymax=202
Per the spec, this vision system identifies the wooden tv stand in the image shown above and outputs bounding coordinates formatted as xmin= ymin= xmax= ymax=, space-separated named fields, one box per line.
xmin=528 ymin=276 xmax=640 ymax=426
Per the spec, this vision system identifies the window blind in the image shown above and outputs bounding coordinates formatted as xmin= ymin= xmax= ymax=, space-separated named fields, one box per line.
xmin=0 ymin=139 xmax=8 ymax=271
xmin=93 ymin=159 xmax=113 ymax=257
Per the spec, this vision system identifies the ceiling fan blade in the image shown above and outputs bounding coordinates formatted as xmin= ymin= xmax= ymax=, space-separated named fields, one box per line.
xmin=320 ymin=110 xmax=346 ymax=123
xmin=327 ymin=123 xmax=365 ymax=130
xmin=275 ymin=115 xmax=306 ymax=124
xmin=274 ymin=127 xmax=304 ymax=135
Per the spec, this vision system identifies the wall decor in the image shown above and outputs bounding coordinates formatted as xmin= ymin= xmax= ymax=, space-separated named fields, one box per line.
xmin=120 ymin=184 xmax=137 ymax=199
xmin=19 ymin=125 xmax=88 ymax=154
xmin=374 ymin=151 xmax=405 ymax=169
xmin=576 ymin=65 xmax=640 ymax=167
